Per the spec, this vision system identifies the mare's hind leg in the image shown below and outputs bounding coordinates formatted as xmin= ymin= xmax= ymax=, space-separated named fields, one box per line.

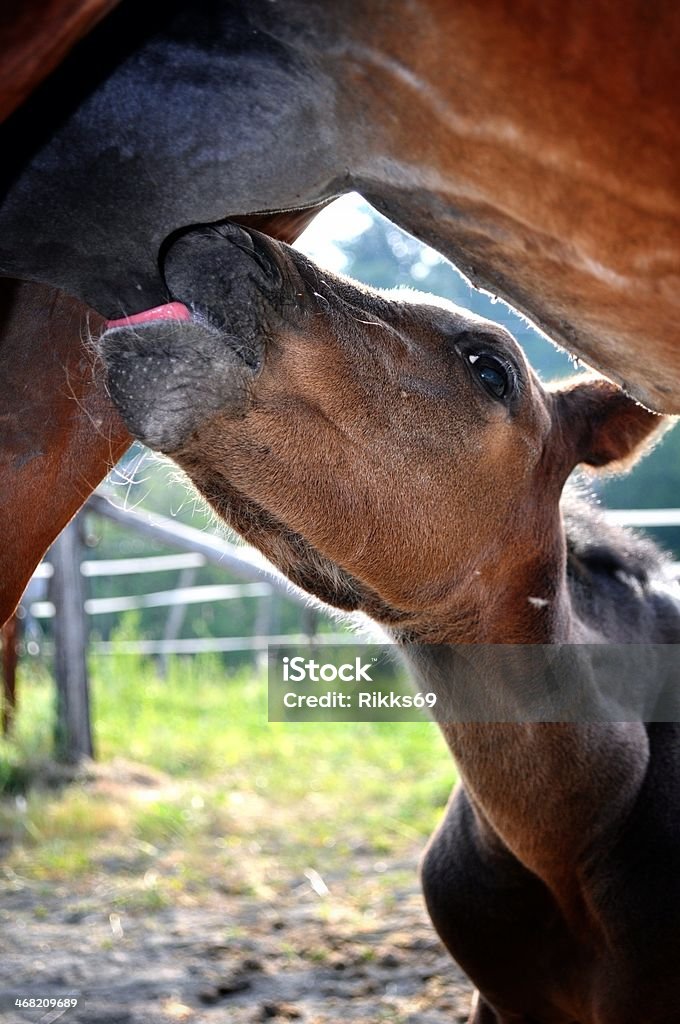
xmin=1 ymin=614 xmax=18 ymax=735
xmin=0 ymin=279 xmax=131 ymax=623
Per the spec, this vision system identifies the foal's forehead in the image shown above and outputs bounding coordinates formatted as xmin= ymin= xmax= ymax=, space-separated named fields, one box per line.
xmin=409 ymin=294 xmax=526 ymax=358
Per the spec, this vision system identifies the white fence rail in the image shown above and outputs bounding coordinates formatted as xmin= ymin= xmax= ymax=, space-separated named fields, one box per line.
xmin=606 ymin=509 xmax=680 ymax=528
xmin=32 ymin=582 xmax=273 ymax=619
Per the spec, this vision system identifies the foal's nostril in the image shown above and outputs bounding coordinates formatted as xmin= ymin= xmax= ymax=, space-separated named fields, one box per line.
xmin=162 ymin=222 xmax=283 ymax=309
xmin=209 ymin=222 xmax=259 ymax=258
xmin=231 ymin=232 xmax=279 ymax=281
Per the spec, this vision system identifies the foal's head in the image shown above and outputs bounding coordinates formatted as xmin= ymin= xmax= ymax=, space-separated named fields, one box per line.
xmin=101 ymin=224 xmax=664 ymax=639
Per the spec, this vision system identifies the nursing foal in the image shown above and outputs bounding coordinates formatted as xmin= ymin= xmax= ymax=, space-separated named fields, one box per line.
xmin=101 ymin=224 xmax=680 ymax=1024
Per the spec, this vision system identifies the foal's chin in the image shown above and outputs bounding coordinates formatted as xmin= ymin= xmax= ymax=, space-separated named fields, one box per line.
xmin=99 ymin=317 xmax=254 ymax=453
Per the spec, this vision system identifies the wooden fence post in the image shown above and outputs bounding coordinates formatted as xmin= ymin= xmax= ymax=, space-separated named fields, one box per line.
xmin=253 ymin=591 xmax=274 ymax=670
xmin=301 ymin=604 xmax=319 ymax=645
xmin=157 ymin=565 xmax=197 ymax=677
xmin=51 ymin=514 xmax=93 ymax=762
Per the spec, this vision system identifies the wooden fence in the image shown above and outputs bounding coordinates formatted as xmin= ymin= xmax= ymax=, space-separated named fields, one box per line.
xmin=32 ymin=492 xmax=320 ymax=655
xmin=5 ymin=491 xmax=354 ymax=761
xmin=3 ymin=492 xmax=680 ymax=762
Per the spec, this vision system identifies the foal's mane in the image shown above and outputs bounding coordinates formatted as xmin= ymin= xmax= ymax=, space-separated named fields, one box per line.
xmin=562 ymin=484 xmax=668 ymax=590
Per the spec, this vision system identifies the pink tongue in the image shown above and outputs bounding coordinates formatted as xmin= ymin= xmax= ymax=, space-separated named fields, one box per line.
xmin=106 ymin=301 xmax=191 ymax=329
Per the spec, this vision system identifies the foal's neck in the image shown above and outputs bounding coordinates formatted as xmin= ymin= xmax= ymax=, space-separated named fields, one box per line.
xmin=395 ymin=537 xmax=650 ymax=912
xmin=402 ymin=640 xmax=650 ymax=919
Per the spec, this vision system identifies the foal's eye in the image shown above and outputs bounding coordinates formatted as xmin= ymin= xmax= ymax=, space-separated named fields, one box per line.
xmin=467 ymin=353 xmax=511 ymax=400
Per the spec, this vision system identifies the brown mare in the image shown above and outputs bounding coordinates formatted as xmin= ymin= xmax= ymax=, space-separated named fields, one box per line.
xmin=100 ymin=224 xmax=680 ymax=1023
xmin=2 ymin=0 xmax=680 ymax=623
xmin=0 ymin=0 xmax=124 ymax=631
xmin=0 ymin=279 xmax=129 ymax=732
xmin=0 ymin=0 xmax=119 ymax=123
xmin=0 ymin=280 xmax=131 ymax=626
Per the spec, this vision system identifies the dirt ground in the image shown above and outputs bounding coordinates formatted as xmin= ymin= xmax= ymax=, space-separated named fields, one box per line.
xmin=0 ymin=857 xmax=474 ymax=1024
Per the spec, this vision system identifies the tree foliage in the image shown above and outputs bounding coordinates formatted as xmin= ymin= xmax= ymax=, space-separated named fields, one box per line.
xmin=327 ymin=200 xmax=680 ymax=555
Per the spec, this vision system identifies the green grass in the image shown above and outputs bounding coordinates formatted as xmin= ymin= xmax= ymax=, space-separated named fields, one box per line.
xmin=0 ymin=648 xmax=456 ymax=905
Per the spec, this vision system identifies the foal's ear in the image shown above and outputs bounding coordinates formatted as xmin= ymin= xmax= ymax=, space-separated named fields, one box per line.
xmin=551 ymin=377 xmax=669 ymax=474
